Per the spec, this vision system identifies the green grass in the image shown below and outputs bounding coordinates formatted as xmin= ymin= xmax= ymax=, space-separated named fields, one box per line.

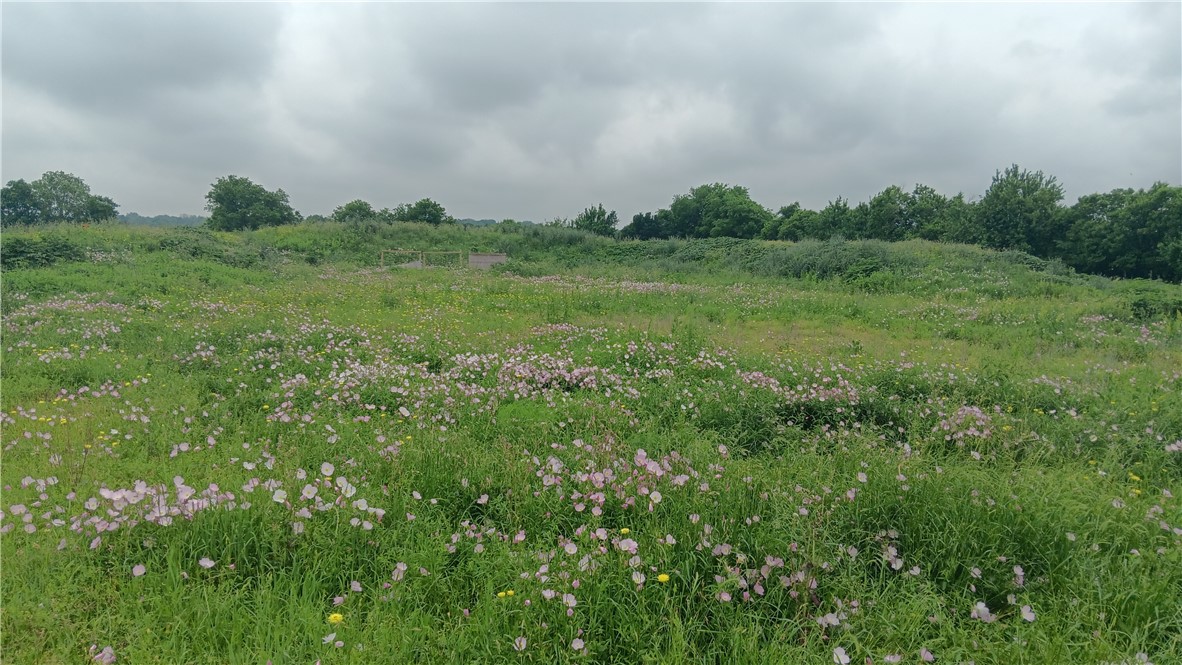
xmin=1 ymin=223 xmax=1180 ymax=664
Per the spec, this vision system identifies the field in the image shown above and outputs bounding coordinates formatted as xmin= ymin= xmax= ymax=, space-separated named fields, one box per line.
xmin=1 ymin=224 xmax=1180 ymax=664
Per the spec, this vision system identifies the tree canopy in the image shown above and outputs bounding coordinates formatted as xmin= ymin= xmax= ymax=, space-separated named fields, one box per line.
xmin=977 ymin=164 xmax=1065 ymax=255
xmin=391 ymin=198 xmax=454 ymax=225
xmin=620 ymin=184 xmax=773 ymax=240
xmin=332 ymin=199 xmax=379 ymax=224
xmin=571 ymin=204 xmax=619 ymax=237
xmin=205 ymin=176 xmax=300 ymax=231
xmin=1 ymin=171 xmax=119 ymax=226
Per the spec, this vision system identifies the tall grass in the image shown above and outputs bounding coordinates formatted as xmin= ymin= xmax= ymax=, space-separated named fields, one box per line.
xmin=1 ymin=223 xmax=1179 ymax=663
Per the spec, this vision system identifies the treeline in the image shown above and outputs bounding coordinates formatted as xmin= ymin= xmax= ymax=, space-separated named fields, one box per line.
xmin=0 ymin=172 xmax=119 ymax=226
xmin=120 ymin=212 xmax=206 ymax=227
xmin=3 ymin=167 xmax=1179 ymax=282
xmin=618 ymin=166 xmax=1181 ymax=282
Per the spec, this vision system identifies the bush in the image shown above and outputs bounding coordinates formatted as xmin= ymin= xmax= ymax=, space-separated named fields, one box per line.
xmin=0 ymin=233 xmax=85 ymax=269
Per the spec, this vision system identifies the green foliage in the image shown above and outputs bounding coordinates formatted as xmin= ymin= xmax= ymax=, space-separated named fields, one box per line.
xmin=850 ymin=185 xmax=911 ymax=241
xmin=619 ymin=211 xmax=666 ymax=240
xmin=571 ymin=203 xmax=619 ymax=237
xmin=2 ymin=171 xmax=120 ymax=226
xmin=32 ymin=171 xmax=97 ymax=222
xmin=331 ymin=199 xmax=378 ymax=224
xmin=623 ymin=183 xmax=774 ymax=240
xmin=977 ymin=164 xmax=1065 ymax=255
xmin=391 ymin=198 xmax=454 ymax=225
xmin=1060 ymin=183 xmax=1182 ymax=281
xmin=1 ymin=179 xmax=42 ymax=226
xmin=2 ymin=233 xmax=1180 ymax=663
xmin=120 ymin=212 xmax=206 ymax=227
xmin=204 ymin=175 xmax=301 ymax=231
xmin=0 ymin=232 xmax=85 ymax=269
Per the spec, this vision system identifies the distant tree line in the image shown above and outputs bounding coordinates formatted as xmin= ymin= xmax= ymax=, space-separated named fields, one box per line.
xmin=120 ymin=212 xmax=206 ymax=227
xmin=4 ymin=168 xmax=1178 ymax=281
xmin=619 ymin=166 xmax=1181 ymax=282
xmin=1 ymin=171 xmax=119 ymax=226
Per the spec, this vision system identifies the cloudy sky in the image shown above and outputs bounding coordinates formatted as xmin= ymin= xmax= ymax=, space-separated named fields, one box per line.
xmin=3 ymin=3 xmax=1179 ymax=221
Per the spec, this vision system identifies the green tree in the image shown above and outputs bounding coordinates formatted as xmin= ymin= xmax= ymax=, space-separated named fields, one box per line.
xmin=663 ymin=183 xmax=773 ymax=239
xmin=332 ymin=199 xmax=378 ymax=224
xmin=85 ymin=195 xmax=118 ymax=223
xmin=940 ymin=194 xmax=983 ymax=245
xmin=759 ymin=203 xmax=798 ymax=239
xmin=205 ymin=175 xmax=300 ymax=231
xmin=776 ymin=207 xmax=824 ymax=241
xmin=977 ymin=165 xmax=1065 ymax=255
xmin=816 ymin=197 xmax=853 ymax=239
xmin=571 ymin=203 xmax=619 ymax=237
xmin=1 ymin=179 xmax=42 ymax=226
xmin=391 ymin=198 xmax=454 ymax=225
xmin=855 ymin=185 xmax=911 ymax=241
xmin=7 ymin=171 xmax=120 ymax=224
xmin=619 ymin=212 xmax=666 ymax=240
xmin=1060 ymin=183 xmax=1182 ymax=281
xmin=31 ymin=171 xmax=93 ymax=222
xmin=907 ymin=184 xmax=950 ymax=241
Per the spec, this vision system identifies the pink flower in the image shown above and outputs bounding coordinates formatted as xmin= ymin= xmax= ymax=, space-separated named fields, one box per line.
xmin=198 ymin=557 xmax=216 ymax=569
xmin=571 ymin=638 xmax=585 ymax=650
xmin=617 ymin=538 xmax=638 ymax=554
xmin=350 ymin=581 xmax=362 ymax=593
xmin=91 ymin=645 xmax=116 ymax=663
xmin=132 ymin=564 xmax=146 ymax=578
xmin=391 ymin=562 xmax=407 ymax=581
xmin=832 ymin=646 xmax=850 ymax=664
xmin=562 ymin=593 xmax=577 ymax=608
xmin=1021 ymin=605 xmax=1036 ymax=622
xmin=920 ymin=647 xmax=935 ymax=662
xmin=513 ymin=636 xmax=527 ymax=652
xmin=320 ymin=462 xmax=334 ymax=477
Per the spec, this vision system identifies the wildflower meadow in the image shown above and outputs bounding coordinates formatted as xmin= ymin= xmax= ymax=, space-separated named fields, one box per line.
xmin=1 ymin=224 xmax=1180 ymax=664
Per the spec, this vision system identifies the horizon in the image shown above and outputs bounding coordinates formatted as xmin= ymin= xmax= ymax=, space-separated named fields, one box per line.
xmin=3 ymin=3 xmax=1179 ymax=220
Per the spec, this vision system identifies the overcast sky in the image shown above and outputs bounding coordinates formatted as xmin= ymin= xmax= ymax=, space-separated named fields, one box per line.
xmin=3 ymin=3 xmax=1179 ymax=221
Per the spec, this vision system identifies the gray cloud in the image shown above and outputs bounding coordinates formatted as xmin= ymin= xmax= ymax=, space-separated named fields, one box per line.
xmin=2 ymin=2 xmax=1178 ymax=220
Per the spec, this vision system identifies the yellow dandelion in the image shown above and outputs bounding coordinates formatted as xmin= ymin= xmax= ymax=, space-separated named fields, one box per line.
xmin=657 ymin=574 xmax=670 ymax=583
xmin=327 ymin=613 xmax=344 ymax=625
xmin=619 ymin=528 xmax=630 ymax=535
xmin=497 ymin=592 xmax=506 ymax=599
xmin=506 ymin=590 xmax=515 ymax=597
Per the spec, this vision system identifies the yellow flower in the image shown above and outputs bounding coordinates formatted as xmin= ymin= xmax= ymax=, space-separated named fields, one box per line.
xmin=497 ymin=591 xmax=506 ymax=598
xmin=506 ymin=590 xmax=515 ymax=597
xmin=1128 ymin=473 xmax=1141 ymax=482
xmin=657 ymin=574 xmax=670 ymax=583
xmin=619 ymin=528 xmax=631 ymax=535
xmin=327 ymin=613 xmax=344 ymax=625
